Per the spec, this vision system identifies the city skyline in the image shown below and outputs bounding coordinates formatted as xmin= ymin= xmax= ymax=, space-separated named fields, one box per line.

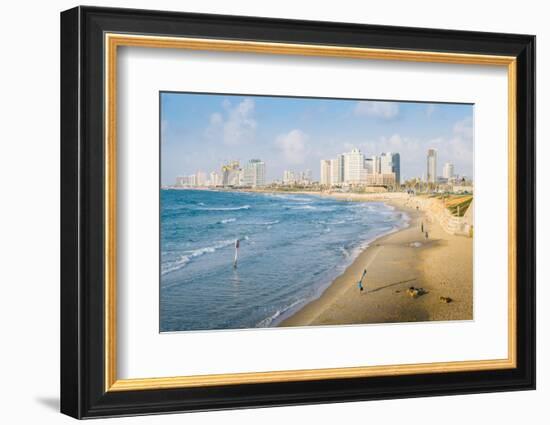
xmin=161 ymin=93 xmax=473 ymax=185
xmin=173 ymin=146 xmax=466 ymax=189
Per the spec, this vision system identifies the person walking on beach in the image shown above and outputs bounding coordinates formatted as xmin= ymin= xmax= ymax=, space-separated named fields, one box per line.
xmin=421 ymin=221 xmax=424 ymax=233
xmin=424 ymin=231 xmax=429 ymax=240
xmin=358 ymin=268 xmax=367 ymax=293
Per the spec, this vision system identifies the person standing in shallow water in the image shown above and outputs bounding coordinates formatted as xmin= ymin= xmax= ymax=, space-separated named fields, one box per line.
xmin=358 ymin=268 xmax=367 ymax=292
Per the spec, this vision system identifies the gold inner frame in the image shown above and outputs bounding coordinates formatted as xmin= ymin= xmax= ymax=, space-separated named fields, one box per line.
xmin=104 ymin=33 xmax=517 ymax=392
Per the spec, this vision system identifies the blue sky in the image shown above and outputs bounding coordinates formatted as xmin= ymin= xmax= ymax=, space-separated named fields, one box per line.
xmin=160 ymin=92 xmax=473 ymax=185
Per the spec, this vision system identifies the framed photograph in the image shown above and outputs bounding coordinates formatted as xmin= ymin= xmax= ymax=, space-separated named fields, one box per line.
xmin=60 ymin=6 xmax=535 ymax=419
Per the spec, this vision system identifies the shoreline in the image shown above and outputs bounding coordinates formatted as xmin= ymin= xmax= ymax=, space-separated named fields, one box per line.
xmin=271 ymin=206 xmax=410 ymax=327
xmin=279 ymin=194 xmax=473 ymax=327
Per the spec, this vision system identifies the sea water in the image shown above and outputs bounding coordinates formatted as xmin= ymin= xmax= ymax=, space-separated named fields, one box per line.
xmin=160 ymin=189 xmax=408 ymax=332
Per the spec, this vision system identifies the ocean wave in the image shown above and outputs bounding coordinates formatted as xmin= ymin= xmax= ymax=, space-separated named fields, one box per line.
xmin=161 ymin=239 xmax=236 ymax=275
xmin=264 ymin=194 xmax=314 ymax=203
xmin=256 ymin=298 xmax=306 ymax=328
xmin=217 ymin=218 xmax=236 ymax=224
xmin=339 ymin=246 xmax=351 ymax=257
xmin=240 ymin=220 xmax=280 ymax=226
xmin=317 ymin=219 xmax=346 ymax=225
xmin=288 ymin=205 xmax=316 ymax=210
xmin=198 ymin=205 xmax=251 ymax=211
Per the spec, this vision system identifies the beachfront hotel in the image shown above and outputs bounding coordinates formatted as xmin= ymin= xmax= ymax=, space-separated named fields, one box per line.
xmin=320 ymin=148 xmax=400 ymax=188
xmin=242 ymin=159 xmax=266 ymax=187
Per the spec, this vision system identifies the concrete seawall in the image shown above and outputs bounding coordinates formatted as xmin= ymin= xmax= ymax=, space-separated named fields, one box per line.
xmin=403 ymin=194 xmax=473 ymax=236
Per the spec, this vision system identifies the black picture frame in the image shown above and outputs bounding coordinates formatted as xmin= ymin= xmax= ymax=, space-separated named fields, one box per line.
xmin=61 ymin=5 xmax=535 ymax=419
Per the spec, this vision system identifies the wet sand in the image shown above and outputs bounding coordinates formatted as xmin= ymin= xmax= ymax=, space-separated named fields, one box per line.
xmin=279 ymin=197 xmax=473 ymax=327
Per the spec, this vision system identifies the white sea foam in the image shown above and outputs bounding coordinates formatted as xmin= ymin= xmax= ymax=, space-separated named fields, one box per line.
xmin=318 ymin=219 xmax=346 ymax=225
xmin=199 ymin=205 xmax=251 ymax=211
xmin=264 ymin=193 xmax=314 ymax=203
xmin=161 ymin=239 xmax=236 ymax=275
xmin=218 ymin=218 xmax=236 ymax=224
xmin=289 ymin=205 xmax=316 ymax=210
xmin=339 ymin=246 xmax=351 ymax=257
xmin=256 ymin=298 xmax=306 ymax=328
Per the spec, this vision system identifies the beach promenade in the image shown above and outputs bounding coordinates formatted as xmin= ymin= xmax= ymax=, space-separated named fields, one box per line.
xmin=280 ymin=194 xmax=473 ymax=327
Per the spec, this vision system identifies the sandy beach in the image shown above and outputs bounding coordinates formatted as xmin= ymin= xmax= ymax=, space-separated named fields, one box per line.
xmin=279 ymin=194 xmax=473 ymax=327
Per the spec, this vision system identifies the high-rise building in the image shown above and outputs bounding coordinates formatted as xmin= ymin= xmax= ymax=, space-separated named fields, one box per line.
xmin=372 ymin=155 xmax=381 ymax=174
xmin=209 ymin=171 xmax=220 ymax=187
xmin=321 ymin=148 xmax=400 ymax=188
xmin=221 ymin=160 xmax=241 ymax=186
xmin=196 ymin=170 xmax=207 ymax=186
xmin=336 ymin=154 xmax=345 ymax=183
xmin=427 ymin=149 xmax=437 ymax=183
xmin=175 ymin=174 xmax=197 ymax=187
xmin=343 ymin=148 xmax=365 ymax=184
xmin=242 ymin=159 xmax=266 ymax=187
xmin=253 ymin=160 xmax=266 ymax=187
xmin=443 ymin=162 xmax=455 ymax=180
xmin=320 ymin=160 xmax=331 ymax=186
xmin=380 ymin=152 xmax=401 ymax=185
xmin=330 ymin=159 xmax=341 ymax=186
xmin=303 ymin=169 xmax=312 ymax=184
xmin=283 ymin=170 xmax=297 ymax=185
xmin=364 ymin=157 xmax=374 ymax=175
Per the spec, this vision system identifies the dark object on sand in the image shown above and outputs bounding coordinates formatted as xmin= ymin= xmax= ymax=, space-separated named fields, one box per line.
xmin=439 ymin=296 xmax=453 ymax=303
xmin=406 ymin=287 xmax=427 ymax=298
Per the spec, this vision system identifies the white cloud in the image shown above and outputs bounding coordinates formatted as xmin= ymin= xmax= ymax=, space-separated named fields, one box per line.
xmin=205 ymin=98 xmax=257 ymax=145
xmin=446 ymin=117 xmax=473 ymax=164
xmin=209 ymin=112 xmax=223 ymax=126
xmin=354 ymin=101 xmax=399 ymax=119
xmin=275 ymin=129 xmax=309 ymax=165
xmin=453 ymin=117 xmax=473 ymax=139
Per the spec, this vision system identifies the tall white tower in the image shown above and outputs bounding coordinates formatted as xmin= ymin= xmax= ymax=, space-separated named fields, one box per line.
xmin=427 ymin=149 xmax=437 ymax=183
